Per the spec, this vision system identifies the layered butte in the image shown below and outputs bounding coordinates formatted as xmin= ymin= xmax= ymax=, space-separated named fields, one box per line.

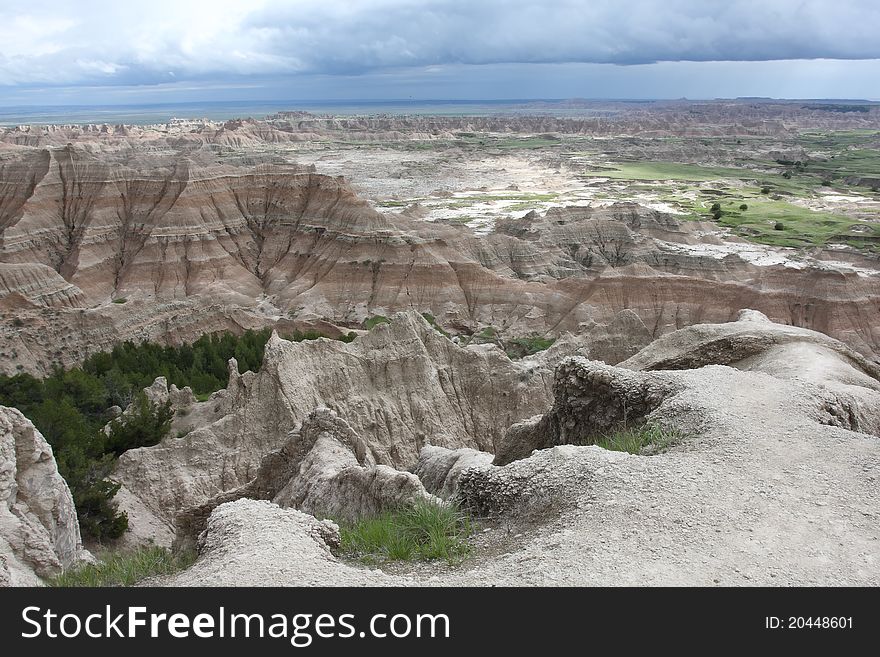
xmin=0 ymin=143 xmax=879 ymax=374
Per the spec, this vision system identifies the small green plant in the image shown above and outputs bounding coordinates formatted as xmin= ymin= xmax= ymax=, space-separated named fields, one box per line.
xmin=48 ymin=547 xmax=196 ymax=587
xmin=339 ymin=332 xmax=358 ymax=343
xmin=339 ymin=501 xmax=472 ymax=565
xmin=761 ymin=186 xmax=771 ymax=194
xmin=504 ymin=336 xmax=556 ymax=359
xmin=739 ymin=203 xmax=748 ymax=211
xmin=421 ymin=313 xmax=449 ymax=337
xmin=12 ymin=317 xmax=24 ymax=327
xmin=477 ymin=326 xmax=497 ymax=339
xmin=112 ymin=298 xmax=127 ymax=304
xmin=774 ymin=221 xmax=785 ymax=231
xmin=577 ymin=424 xmax=683 ymax=455
xmin=363 ymin=315 xmax=391 ymax=330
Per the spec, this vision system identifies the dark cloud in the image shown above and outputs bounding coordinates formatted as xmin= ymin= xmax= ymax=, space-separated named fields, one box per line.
xmin=0 ymin=1 xmax=877 ymax=98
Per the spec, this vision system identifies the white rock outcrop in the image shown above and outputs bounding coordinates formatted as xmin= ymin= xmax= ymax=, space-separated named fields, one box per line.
xmin=174 ymin=407 xmax=439 ymax=550
xmin=115 ymin=311 xmax=578 ymax=539
xmin=0 ymin=406 xmax=88 ymax=586
xmin=166 ymin=499 xmax=397 ymax=587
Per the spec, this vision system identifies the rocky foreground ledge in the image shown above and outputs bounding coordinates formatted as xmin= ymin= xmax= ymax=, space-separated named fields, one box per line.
xmin=2 ymin=310 xmax=879 ymax=586
xmin=167 ymin=310 xmax=880 ymax=586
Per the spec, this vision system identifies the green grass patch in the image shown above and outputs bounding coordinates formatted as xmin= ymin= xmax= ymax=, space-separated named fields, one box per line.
xmin=363 ymin=315 xmax=391 ymax=330
xmin=111 ymin=298 xmax=127 ymax=304
xmin=706 ymin=198 xmax=879 ymax=248
xmin=504 ymin=336 xmax=556 ymax=359
xmin=283 ymin=329 xmax=357 ymax=343
xmin=578 ymin=424 xmax=684 ymax=455
xmin=421 ymin=312 xmax=449 ymax=337
xmin=48 ymin=547 xmax=196 ymax=587
xmin=339 ymin=501 xmax=472 ymax=565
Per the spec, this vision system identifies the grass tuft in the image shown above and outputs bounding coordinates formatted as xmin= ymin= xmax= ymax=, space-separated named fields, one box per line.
xmin=504 ymin=335 xmax=556 ymax=358
xmin=363 ymin=315 xmax=391 ymax=330
xmin=578 ymin=424 xmax=684 ymax=455
xmin=339 ymin=501 xmax=472 ymax=565
xmin=48 ymin=547 xmax=196 ymax=587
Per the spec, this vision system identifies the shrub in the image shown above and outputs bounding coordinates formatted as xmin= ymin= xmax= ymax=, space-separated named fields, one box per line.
xmin=48 ymin=547 xmax=196 ymax=587
xmin=339 ymin=501 xmax=472 ymax=565
xmin=761 ymin=186 xmax=771 ymax=194
xmin=739 ymin=203 xmax=748 ymax=211
xmin=112 ymin=298 xmax=127 ymax=304
xmin=774 ymin=221 xmax=785 ymax=231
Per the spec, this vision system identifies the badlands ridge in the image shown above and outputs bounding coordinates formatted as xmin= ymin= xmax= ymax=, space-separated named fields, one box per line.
xmin=1 ymin=106 xmax=879 ymax=585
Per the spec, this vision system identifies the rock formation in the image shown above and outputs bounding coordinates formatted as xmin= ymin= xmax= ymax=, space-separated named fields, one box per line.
xmin=174 ymin=407 xmax=438 ymax=551
xmin=1 ymin=143 xmax=878 ymax=377
xmin=167 ymin=499 xmax=396 ymax=587
xmin=494 ymin=310 xmax=880 ymax=465
xmin=149 ymin=310 xmax=880 ymax=585
xmin=0 ymin=406 xmax=89 ymax=586
xmin=112 ymin=311 xmax=580 ymax=545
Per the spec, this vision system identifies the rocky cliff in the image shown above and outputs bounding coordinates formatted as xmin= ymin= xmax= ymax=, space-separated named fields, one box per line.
xmin=0 ymin=406 xmax=89 ymax=586
xmin=111 ymin=311 xmax=587 ymax=542
xmin=2 ymin=146 xmax=878 ymax=376
xmin=159 ymin=311 xmax=880 ymax=586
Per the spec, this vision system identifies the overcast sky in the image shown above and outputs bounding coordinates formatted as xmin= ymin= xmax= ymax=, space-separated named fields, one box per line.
xmin=1 ymin=0 xmax=878 ymax=105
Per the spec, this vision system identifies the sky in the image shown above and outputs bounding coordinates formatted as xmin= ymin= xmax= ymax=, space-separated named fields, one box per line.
xmin=0 ymin=0 xmax=879 ymax=105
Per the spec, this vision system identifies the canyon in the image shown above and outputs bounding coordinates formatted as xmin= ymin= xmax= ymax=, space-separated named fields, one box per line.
xmin=0 ymin=100 xmax=878 ymax=586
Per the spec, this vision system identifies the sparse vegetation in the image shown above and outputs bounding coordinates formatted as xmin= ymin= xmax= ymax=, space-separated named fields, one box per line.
xmin=504 ymin=335 xmax=556 ymax=359
xmin=339 ymin=501 xmax=473 ymax=565
xmin=284 ymin=329 xmax=357 ymax=343
xmin=48 ymin=547 xmax=196 ymax=587
xmin=363 ymin=315 xmax=391 ymax=330
xmin=577 ymin=423 xmax=684 ymax=455
xmin=112 ymin=298 xmax=127 ymax=304
xmin=421 ymin=312 xmax=449 ymax=337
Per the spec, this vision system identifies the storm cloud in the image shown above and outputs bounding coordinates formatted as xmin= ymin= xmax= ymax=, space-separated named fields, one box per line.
xmin=0 ymin=0 xmax=878 ymax=100
xmin=1 ymin=0 xmax=879 ymax=84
